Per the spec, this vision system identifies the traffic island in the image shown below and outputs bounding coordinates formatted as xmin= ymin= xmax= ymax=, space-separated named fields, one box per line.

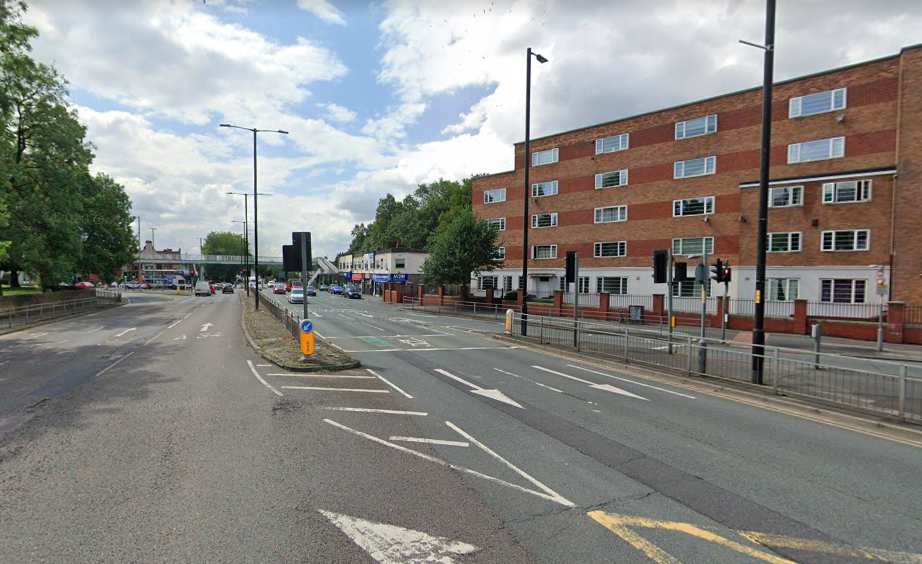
xmin=240 ymin=292 xmax=360 ymax=372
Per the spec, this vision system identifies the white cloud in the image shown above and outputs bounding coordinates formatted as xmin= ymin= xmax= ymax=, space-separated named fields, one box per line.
xmin=317 ymin=102 xmax=358 ymax=124
xmin=297 ymin=0 xmax=347 ymax=26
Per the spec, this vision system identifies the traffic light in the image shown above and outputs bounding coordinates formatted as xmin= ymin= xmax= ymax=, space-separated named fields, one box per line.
xmin=674 ymin=261 xmax=688 ymax=282
xmin=652 ymin=250 xmax=668 ymax=284
xmin=722 ymin=265 xmax=732 ymax=283
xmin=565 ymin=251 xmax=577 ymax=284
xmin=710 ymin=259 xmax=724 ymax=283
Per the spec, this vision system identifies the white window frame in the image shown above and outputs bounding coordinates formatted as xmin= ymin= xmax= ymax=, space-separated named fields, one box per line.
xmin=486 ymin=218 xmax=506 ymax=231
xmin=483 ymin=188 xmax=506 ymax=204
xmin=531 ymin=245 xmax=558 ymax=259
xmin=672 ymin=280 xmax=704 ymax=298
xmin=531 ymin=213 xmax=558 ymax=228
xmin=675 ymin=114 xmax=717 ymax=139
xmin=503 ymin=276 xmax=514 ymax=292
xmin=821 ymin=279 xmax=866 ymax=304
xmin=768 ymin=185 xmax=804 ymax=208
xmin=789 ymin=88 xmax=847 ymax=118
xmin=822 ymin=180 xmax=872 ymax=204
xmin=821 ymin=229 xmax=870 ymax=252
xmin=395 ymin=258 xmax=405 ymax=268
xmin=673 ymin=196 xmax=715 ymax=217
xmin=594 ymin=205 xmax=627 ymax=224
xmin=767 ymin=232 xmax=802 ymax=253
xmin=593 ymin=241 xmax=627 ymax=258
xmin=596 ymin=276 xmax=629 ymax=295
xmin=595 ymin=170 xmax=628 ymax=189
xmin=477 ymin=275 xmax=499 ymax=291
xmin=767 ymin=278 xmax=800 ymax=302
xmin=672 ymin=237 xmax=714 ymax=257
xmin=674 ymin=156 xmax=716 ymax=179
xmin=788 ymin=137 xmax=845 ymax=164
xmin=532 ymin=180 xmax=558 ymax=198
xmin=494 ymin=247 xmax=505 ymax=260
xmin=595 ymin=133 xmax=629 ymax=154
xmin=532 ymin=148 xmax=559 ymax=166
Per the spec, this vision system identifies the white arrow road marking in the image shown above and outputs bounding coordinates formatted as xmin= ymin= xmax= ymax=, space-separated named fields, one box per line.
xmin=114 ymin=328 xmax=136 ymax=338
xmin=532 ymin=366 xmax=649 ymax=401
xmin=318 ymin=510 xmax=479 ymax=564
xmin=434 ymin=369 xmax=523 ymax=409
xmin=390 ymin=436 xmax=470 ymax=447
xmin=324 ymin=419 xmax=574 ymax=507
xmin=568 ymin=364 xmax=696 ymax=399
xmin=494 ymin=368 xmax=564 ymax=393
xmin=173 ymin=335 xmax=186 ymax=341
xmin=200 ymin=323 xmax=213 ymax=332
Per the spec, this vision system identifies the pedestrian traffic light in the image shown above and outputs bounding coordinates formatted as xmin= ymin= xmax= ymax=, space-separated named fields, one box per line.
xmin=710 ymin=259 xmax=724 ymax=283
xmin=565 ymin=251 xmax=577 ymax=284
xmin=722 ymin=265 xmax=732 ymax=283
xmin=652 ymin=250 xmax=668 ymax=284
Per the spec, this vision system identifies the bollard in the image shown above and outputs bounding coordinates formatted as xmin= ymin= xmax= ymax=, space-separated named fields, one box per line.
xmin=505 ymin=309 xmax=515 ymax=334
xmin=697 ymin=339 xmax=708 ymax=376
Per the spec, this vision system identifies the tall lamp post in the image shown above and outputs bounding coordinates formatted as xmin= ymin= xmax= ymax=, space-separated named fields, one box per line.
xmin=150 ymin=227 xmax=157 ymax=249
xmin=220 ymin=123 xmax=288 ymax=310
xmin=521 ymin=47 xmax=548 ymax=336
xmin=232 ymin=219 xmax=249 ymax=296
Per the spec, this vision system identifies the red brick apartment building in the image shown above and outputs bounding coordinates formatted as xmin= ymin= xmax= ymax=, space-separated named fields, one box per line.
xmin=471 ymin=43 xmax=922 ymax=308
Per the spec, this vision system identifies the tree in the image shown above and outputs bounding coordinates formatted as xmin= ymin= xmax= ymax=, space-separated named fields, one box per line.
xmin=202 ymin=231 xmax=247 ymax=282
xmin=76 ymin=173 xmax=137 ymax=283
xmin=419 ymin=209 xmax=503 ymax=292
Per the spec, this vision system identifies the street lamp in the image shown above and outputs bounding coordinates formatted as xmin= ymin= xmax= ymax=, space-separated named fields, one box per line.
xmin=220 ymin=123 xmax=288 ymax=310
xmin=232 ymin=219 xmax=249 ymax=296
xmin=521 ymin=47 xmax=548 ymax=336
xmin=150 ymin=227 xmax=157 ymax=249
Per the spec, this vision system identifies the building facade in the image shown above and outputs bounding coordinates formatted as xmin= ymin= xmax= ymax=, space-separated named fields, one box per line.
xmin=337 ymin=248 xmax=428 ymax=293
xmin=471 ymin=44 xmax=922 ymax=306
xmin=137 ymin=241 xmax=186 ymax=287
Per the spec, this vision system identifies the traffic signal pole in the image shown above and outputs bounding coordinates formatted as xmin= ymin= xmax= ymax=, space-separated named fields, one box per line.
xmin=667 ymin=251 xmax=674 ymax=354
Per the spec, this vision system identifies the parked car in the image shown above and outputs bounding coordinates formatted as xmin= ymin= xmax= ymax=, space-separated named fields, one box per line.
xmin=288 ymin=288 xmax=304 ymax=304
xmin=222 ymin=284 xmax=235 ymax=294
xmin=330 ymin=284 xmax=343 ymax=294
xmin=194 ymin=281 xmax=212 ymax=297
xmin=342 ymin=285 xmax=361 ymax=299
xmin=319 ymin=284 xmax=329 ymax=291
xmin=139 ymin=283 xmax=151 ymax=289
xmin=110 ymin=281 xmax=119 ymax=288
xmin=273 ymin=285 xmax=287 ymax=295
xmin=125 ymin=281 xmax=140 ymax=289
xmin=75 ymin=281 xmax=95 ymax=289
xmin=305 ymin=285 xmax=316 ymax=296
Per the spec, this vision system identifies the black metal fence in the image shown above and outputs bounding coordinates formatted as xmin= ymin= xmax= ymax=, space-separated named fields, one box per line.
xmin=257 ymin=293 xmax=301 ymax=340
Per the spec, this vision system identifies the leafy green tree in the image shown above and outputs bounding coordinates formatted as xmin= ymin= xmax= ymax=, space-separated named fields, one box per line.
xmin=419 ymin=209 xmax=503 ymax=293
xmin=77 ymin=174 xmax=137 ymax=282
xmin=202 ymin=231 xmax=247 ymax=282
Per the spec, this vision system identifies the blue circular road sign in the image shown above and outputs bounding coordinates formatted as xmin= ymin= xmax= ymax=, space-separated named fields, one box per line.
xmin=301 ymin=320 xmax=313 ymax=333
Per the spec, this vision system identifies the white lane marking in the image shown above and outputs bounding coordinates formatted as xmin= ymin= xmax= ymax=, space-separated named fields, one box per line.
xmin=168 ymin=320 xmax=181 ymax=329
xmin=173 ymin=335 xmax=186 ymax=341
xmin=314 ymin=331 xmax=325 ymax=339
xmin=281 ymin=386 xmax=389 ymax=393
xmin=345 ymin=346 xmax=519 ymax=353
xmin=390 ymin=436 xmax=470 ymax=447
xmin=446 ymin=421 xmax=574 ymax=507
xmin=324 ymin=419 xmax=573 ymax=507
xmin=330 ymin=343 xmax=345 ymax=351
xmin=256 ymin=364 xmax=271 ymax=367
xmin=532 ymin=366 xmax=649 ymax=401
xmin=324 ymin=334 xmax=446 ymax=340
xmin=86 ymin=326 xmax=105 ymax=334
xmin=200 ymin=323 xmax=213 ymax=332
xmin=246 ymin=360 xmax=283 ymax=397
xmin=325 ymin=407 xmax=427 ymax=416
xmin=433 ymin=368 xmax=523 ymax=409
xmin=312 ymin=311 xmax=323 ymax=318
xmin=184 ymin=313 xmax=192 ymax=319
xmin=97 ymin=351 xmax=134 ymax=377
xmin=23 ymin=332 xmax=49 ymax=339
xmin=0 ymin=361 xmax=7 ymax=367
xmin=115 ymin=328 xmax=136 ymax=337
xmin=363 ymin=323 xmax=386 ymax=332
xmin=494 ymin=368 xmax=563 ymax=393
xmin=145 ymin=331 xmax=164 ymax=345
xmin=367 ymin=369 xmax=413 ymax=399
xmin=268 ymin=373 xmax=375 ymax=379
xmin=355 ymin=312 xmax=373 ymax=318
xmin=568 ymin=364 xmax=697 ymax=399
xmin=318 ymin=510 xmax=478 ymax=564
xmin=403 ymin=313 xmax=437 ymax=318
xmin=337 ymin=313 xmax=353 ymax=320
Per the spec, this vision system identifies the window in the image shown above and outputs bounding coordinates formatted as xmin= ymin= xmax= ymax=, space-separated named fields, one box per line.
xmin=789 ymin=88 xmax=847 ymax=118
xmin=768 ymin=232 xmax=802 ymax=252
xmin=562 ymin=276 xmax=590 ymax=293
xmin=484 ymin=188 xmax=506 ymax=203
xmin=672 ymin=280 xmax=704 ymax=298
xmin=518 ymin=276 xmax=524 ymax=290
xmin=478 ymin=276 xmax=498 ymax=290
xmin=532 ymin=180 xmax=558 ymax=197
xmin=673 ymin=196 xmax=715 ymax=217
xmin=531 ymin=213 xmax=558 ymax=228
xmin=595 ymin=170 xmax=628 ymax=189
xmin=674 ymin=156 xmax=716 ymax=178
xmin=594 ymin=241 xmax=627 ymax=258
xmin=767 ymin=279 xmax=800 ymax=301
xmin=494 ymin=247 xmax=506 ymax=260
xmin=532 ymin=148 xmax=559 ymax=166
xmin=594 ymin=205 xmax=627 ymax=224
xmin=768 ymin=185 xmax=803 ymax=208
xmin=395 ymin=258 xmax=405 ymax=268
xmin=675 ymin=114 xmax=717 ymax=139
xmin=823 ymin=180 xmax=872 ymax=204
xmin=596 ymin=133 xmax=629 ymax=154
xmin=486 ymin=218 xmax=506 ymax=231
xmin=821 ymin=279 xmax=866 ymax=304
xmin=503 ymin=276 xmax=514 ymax=292
xmin=788 ymin=137 xmax=845 ymax=163
xmin=596 ymin=277 xmax=628 ymax=294
xmin=821 ymin=230 xmax=869 ymax=252
xmin=531 ymin=245 xmax=557 ymax=259
xmin=672 ymin=237 xmax=714 ymax=256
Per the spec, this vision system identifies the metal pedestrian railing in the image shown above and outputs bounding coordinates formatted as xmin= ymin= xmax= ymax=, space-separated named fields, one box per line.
xmin=510 ymin=313 xmax=921 ymax=424
xmin=1 ymin=289 xmax=122 ymax=330
xmin=257 ymin=293 xmax=302 ymax=340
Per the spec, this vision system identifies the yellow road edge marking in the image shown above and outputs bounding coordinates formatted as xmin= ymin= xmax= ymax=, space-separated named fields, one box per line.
xmin=587 ymin=511 xmax=682 ymax=564
xmin=739 ymin=531 xmax=922 ymax=563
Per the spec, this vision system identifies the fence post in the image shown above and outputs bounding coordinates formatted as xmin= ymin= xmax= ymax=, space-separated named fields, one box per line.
xmin=898 ymin=364 xmax=907 ymax=422
xmin=697 ymin=339 xmax=708 ymax=376
xmin=539 ymin=316 xmax=544 ymax=343
xmin=773 ymin=348 xmax=780 ymax=395
xmin=686 ymin=335 xmax=693 ymax=375
xmin=622 ymin=327 xmax=629 ymax=360
xmin=473 ymin=302 xmax=477 ymax=316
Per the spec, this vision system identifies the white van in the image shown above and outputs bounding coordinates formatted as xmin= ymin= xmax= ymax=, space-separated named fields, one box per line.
xmin=194 ymin=281 xmax=211 ymax=297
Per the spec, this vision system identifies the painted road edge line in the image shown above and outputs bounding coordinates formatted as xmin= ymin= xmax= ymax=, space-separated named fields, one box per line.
xmin=281 ymin=386 xmax=390 ymax=393
xmin=246 ymin=360 xmax=283 ymax=397
xmin=97 ymin=351 xmax=134 ymax=378
xmin=568 ymin=364 xmax=696 ymax=399
xmin=325 ymin=407 xmax=427 ymax=416
xmin=390 ymin=436 xmax=470 ymax=447
xmin=268 ymin=373 xmax=375 ymax=379
xmin=494 ymin=368 xmax=564 ymax=393
xmin=367 ymin=369 xmax=413 ymax=399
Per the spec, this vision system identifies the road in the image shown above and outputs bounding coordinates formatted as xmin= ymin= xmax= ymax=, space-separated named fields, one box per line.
xmin=0 ymin=288 xmax=919 ymax=563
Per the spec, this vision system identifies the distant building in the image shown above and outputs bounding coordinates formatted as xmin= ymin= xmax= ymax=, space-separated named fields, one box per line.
xmin=137 ymin=241 xmax=186 ymax=286
xmin=338 ymin=248 xmax=428 ymax=293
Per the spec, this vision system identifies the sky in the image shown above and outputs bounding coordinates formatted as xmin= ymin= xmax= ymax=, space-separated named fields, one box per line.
xmin=21 ymin=0 xmax=922 ymax=260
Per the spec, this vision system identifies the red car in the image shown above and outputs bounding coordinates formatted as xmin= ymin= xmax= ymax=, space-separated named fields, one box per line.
xmin=273 ymin=285 xmax=286 ymax=295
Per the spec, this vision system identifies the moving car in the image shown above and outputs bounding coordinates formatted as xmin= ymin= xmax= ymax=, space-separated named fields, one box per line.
xmin=273 ymin=285 xmax=287 ymax=295
xmin=222 ymin=283 xmax=234 ymax=294
xmin=319 ymin=284 xmax=329 ymax=291
xmin=342 ymin=285 xmax=361 ymax=299
xmin=267 ymin=280 xmax=275 ymax=288
xmin=305 ymin=285 xmax=316 ymax=296
xmin=125 ymin=281 xmax=140 ymax=289
xmin=288 ymin=280 xmax=303 ymax=293
xmin=329 ymin=284 xmax=343 ymax=295
xmin=288 ymin=288 xmax=304 ymax=304
xmin=75 ymin=281 xmax=95 ymax=289
xmin=194 ymin=281 xmax=211 ymax=297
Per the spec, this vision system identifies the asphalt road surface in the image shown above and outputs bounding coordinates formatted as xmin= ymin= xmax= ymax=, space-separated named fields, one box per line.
xmin=1 ymin=288 xmax=920 ymax=564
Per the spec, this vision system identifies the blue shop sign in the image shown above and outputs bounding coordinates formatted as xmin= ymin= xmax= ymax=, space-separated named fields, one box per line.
xmin=391 ymin=273 xmax=408 ymax=283
xmin=373 ymin=274 xmax=390 ymax=283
